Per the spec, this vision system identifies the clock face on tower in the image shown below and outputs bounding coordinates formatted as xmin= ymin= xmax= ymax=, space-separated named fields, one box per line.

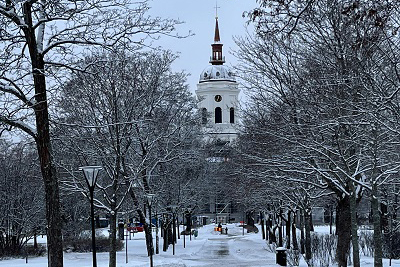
xmin=214 ymin=95 xmax=222 ymax=102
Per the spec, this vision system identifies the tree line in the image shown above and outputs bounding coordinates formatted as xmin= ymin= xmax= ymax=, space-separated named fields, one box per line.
xmin=233 ymin=0 xmax=400 ymax=266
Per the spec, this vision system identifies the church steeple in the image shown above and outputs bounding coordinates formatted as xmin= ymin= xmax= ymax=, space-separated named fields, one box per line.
xmin=214 ymin=17 xmax=220 ymax=42
xmin=196 ymin=5 xmax=240 ymax=143
xmin=210 ymin=16 xmax=225 ymax=65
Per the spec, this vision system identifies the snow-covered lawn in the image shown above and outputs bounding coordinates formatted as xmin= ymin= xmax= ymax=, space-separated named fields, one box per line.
xmin=0 ymin=224 xmax=399 ymax=266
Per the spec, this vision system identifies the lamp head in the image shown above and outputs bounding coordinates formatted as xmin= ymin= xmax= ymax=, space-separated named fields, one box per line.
xmin=145 ymin=193 xmax=156 ymax=206
xmin=79 ymin=166 xmax=102 ymax=188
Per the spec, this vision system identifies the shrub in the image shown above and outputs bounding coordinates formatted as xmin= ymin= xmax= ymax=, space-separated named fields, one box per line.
xmin=0 ymin=244 xmax=47 ymax=260
xmin=359 ymin=229 xmax=400 ymax=259
xmin=63 ymin=236 xmax=123 ymax=253
xmin=359 ymin=230 xmax=374 ymax=257
xmin=310 ymin=233 xmax=336 ymax=267
xmin=287 ymin=248 xmax=301 ymax=267
xmin=264 ymin=242 xmax=276 ymax=253
xmin=25 ymin=244 xmax=47 ymax=257
xmin=244 ymin=225 xmax=259 ymax=233
xmin=383 ymin=231 xmax=400 ymax=259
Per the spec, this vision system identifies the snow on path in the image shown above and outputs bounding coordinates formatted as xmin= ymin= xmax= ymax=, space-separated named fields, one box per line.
xmin=2 ymin=224 xmax=399 ymax=266
xmin=179 ymin=227 xmax=278 ymax=267
xmin=0 ymin=224 xmax=279 ymax=267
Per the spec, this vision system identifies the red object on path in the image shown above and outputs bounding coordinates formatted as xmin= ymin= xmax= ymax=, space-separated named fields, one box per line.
xmin=127 ymin=223 xmax=144 ymax=232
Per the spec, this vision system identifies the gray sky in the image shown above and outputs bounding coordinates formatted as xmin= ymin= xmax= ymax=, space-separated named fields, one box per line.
xmin=148 ymin=0 xmax=257 ymax=95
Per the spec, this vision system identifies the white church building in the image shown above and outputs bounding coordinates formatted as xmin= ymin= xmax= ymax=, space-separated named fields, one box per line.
xmin=195 ymin=15 xmax=240 ymax=143
xmin=195 ymin=15 xmax=243 ymax=224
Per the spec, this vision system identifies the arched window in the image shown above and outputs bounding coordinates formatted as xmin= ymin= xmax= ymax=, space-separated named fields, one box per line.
xmin=202 ymin=108 xmax=208 ymax=124
xmin=215 ymin=107 xmax=222 ymax=123
xmin=230 ymin=107 xmax=235 ymax=123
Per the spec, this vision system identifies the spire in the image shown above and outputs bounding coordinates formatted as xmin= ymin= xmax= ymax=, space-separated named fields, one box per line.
xmin=214 ymin=1 xmax=220 ymax=43
xmin=214 ymin=17 xmax=220 ymax=43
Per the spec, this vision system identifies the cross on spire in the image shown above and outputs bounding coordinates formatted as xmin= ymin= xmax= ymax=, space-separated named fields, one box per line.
xmin=215 ymin=0 xmax=220 ymax=18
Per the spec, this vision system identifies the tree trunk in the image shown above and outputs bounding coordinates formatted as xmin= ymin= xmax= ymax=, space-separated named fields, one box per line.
xmin=336 ymin=196 xmax=352 ymax=267
xmin=265 ymin=214 xmax=270 ymax=241
xmin=292 ymin=210 xmax=298 ymax=251
xmin=36 ymin=89 xmax=63 ymax=267
xmin=22 ymin=3 xmax=64 ymax=265
xmin=108 ymin=210 xmax=117 ymax=267
xmin=330 ymin=207 xmax=333 ymax=235
xmin=33 ymin=229 xmax=38 ymax=249
xmin=156 ymin=211 xmax=159 ymax=254
xmin=139 ymin=210 xmax=153 ymax=258
xmin=172 ymin=215 xmax=177 ymax=244
xmin=349 ymin=183 xmax=360 ymax=267
xmin=304 ymin=208 xmax=312 ymax=261
xmin=286 ymin=210 xmax=291 ymax=249
xmin=270 ymin=224 xmax=277 ymax=244
xmin=162 ymin=219 xmax=169 ymax=252
xmin=247 ymin=210 xmax=255 ymax=227
xmin=260 ymin=211 xmax=265 ymax=240
xmin=381 ymin=196 xmax=389 ymax=232
xmin=300 ymin=209 xmax=305 ymax=254
xmin=177 ymin=216 xmax=180 ymax=240
xmin=185 ymin=212 xmax=192 ymax=233
xmin=371 ymin=184 xmax=383 ymax=267
xmin=278 ymin=216 xmax=283 ymax=247
xmin=129 ymin=188 xmax=153 ymax=258
xmin=163 ymin=228 xmax=168 ymax=252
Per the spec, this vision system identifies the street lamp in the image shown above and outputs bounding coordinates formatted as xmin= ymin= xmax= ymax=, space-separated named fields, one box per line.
xmin=79 ymin=166 xmax=102 ymax=267
xmin=243 ymin=206 xmax=245 ymax=236
xmin=187 ymin=207 xmax=193 ymax=241
xmin=170 ymin=205 xmax=179 ymax=255
xmin=145 ymin=193 xmax=156 ymax=267
xmin=182 ymin=208 xmax=186 ymax=249
xmin=155 ymin=204 xmax=160 ymax=255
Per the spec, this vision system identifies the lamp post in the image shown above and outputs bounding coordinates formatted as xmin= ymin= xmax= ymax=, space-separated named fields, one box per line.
xmin=187 ymin=207 xmax=193 ymax=241
xmin=79 ymin=166 xmax=102 ymax=267
xmin=243 ymin=207 xmax=245 ymax=236
xmin=182 ymin=209 xmax=186 ymax=249
xmin=155 ymin=206 xmax=159 ymax=254
xmin=145 ymin=193 xmax=155 ymax=267
xmin=170 ymin=205 xmax=178 ymax=255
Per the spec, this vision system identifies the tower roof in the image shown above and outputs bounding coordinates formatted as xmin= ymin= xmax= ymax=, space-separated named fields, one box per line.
xmin=214 ymin=18 xmax=220 ymax=43
xmin=199 ymin=65 xmax=236 ymax=83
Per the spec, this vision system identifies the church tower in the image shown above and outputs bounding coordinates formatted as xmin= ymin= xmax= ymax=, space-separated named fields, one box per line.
xmin=195 ymin=15 xmax=240 ymax=143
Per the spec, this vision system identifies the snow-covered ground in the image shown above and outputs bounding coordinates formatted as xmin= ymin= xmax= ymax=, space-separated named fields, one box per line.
xmin=0 ymin=224 xmax=399 ymax=266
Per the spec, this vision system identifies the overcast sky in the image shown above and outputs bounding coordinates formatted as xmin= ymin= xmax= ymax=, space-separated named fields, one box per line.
xmin=148 ymin=0 xmax=258 ymax=95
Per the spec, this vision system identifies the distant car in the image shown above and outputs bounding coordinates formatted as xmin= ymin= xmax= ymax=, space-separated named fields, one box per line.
xmin=127 ymin=223 xmax=143 ymax=232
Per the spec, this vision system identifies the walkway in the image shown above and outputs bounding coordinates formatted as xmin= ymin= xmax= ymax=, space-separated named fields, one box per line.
xmin=181 ymin=228 xmax=277 ymax=267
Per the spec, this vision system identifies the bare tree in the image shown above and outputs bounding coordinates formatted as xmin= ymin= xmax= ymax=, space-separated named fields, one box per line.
xmin=237 ymin=1 xmax=400 ymax=266
xmin=0 ymin=0 xmax=181 ymax=265
xmin=54 ymin=48 xmax=199 ymax=266
xmin=0 ymin=140 xmax=45 ymax=257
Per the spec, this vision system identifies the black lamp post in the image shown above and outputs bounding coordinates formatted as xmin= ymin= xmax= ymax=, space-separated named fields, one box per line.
xmin=155 ymin=205 xmax=159 ymax=254
xmin=182 ymin=209 xmax=186 ymax=249
xmin=243 ymin=207 xmax=245 ymax=236
xmin=146 ymin=193 xmax=155 ymax=267
xmin=79 ymin=166 xmax=102 ymax=267
xmin=187 ymin=207 xmax=193 ymax=241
